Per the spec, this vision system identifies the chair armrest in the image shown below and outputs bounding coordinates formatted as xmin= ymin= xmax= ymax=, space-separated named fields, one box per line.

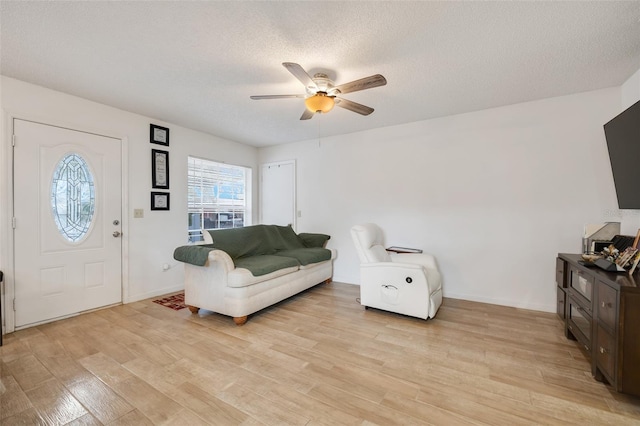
xmin=361 ymin=262 xmax=424 ymax=271
xmin=390 ymin=253 xmax=438 ymax=270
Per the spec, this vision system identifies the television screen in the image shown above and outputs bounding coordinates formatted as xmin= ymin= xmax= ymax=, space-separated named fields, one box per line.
xmin=603 ymin=99 xmax=640 ymax=209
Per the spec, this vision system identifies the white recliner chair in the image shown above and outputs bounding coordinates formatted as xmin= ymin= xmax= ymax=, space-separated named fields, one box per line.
xmin=351 ymin=223 xmax=443 ymax=319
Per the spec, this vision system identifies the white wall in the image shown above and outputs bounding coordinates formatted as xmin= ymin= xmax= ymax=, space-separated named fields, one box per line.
xmin=622 ymin=67 xmax=640 ymax=110
xmin=259 ymin=88 xmax=622 ymax=312
xmin=0 ymin=76 xmax=258 ymax=313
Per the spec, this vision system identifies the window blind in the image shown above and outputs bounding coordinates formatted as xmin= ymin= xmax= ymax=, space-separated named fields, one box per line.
xmin=187 ymin=156 xmax=249 ymax=240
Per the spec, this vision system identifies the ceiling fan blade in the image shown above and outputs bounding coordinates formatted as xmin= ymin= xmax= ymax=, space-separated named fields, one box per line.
xmin=282 ymin=62 xmax=318 ymax=91
xmin=250 ymin=94 xmax=305 ymax=100
xmin=300 ymin=109 xmax=315 ymax=120
xmin=335 ymin=97 xmax=374 ymax=116
xmin=331 ymin=74 xmax=387 ymax=95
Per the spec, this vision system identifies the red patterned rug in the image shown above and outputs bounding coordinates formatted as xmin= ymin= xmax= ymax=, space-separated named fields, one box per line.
xmin=152 ymin=292 xmax=187 ymax=310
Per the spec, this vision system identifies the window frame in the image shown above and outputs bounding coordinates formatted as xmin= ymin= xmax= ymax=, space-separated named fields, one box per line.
xmin=187 ymin=156 xmax=252 ymax=243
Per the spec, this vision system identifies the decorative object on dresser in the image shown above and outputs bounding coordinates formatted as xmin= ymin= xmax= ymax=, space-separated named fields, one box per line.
xmin=588 ymin=234 xmax=640 ymax=272
xmin=556 ymin=253 xmax=640 ymax=397
xmin=582 ymin=222 xmax=621 ymax=255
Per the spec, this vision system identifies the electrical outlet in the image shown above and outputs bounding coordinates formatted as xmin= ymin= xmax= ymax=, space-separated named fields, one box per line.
xmin=134 ymin=208 xmax=144 ymax=218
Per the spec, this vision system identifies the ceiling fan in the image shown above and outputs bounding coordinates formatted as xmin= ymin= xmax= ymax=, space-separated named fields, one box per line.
xmin=250 ymin=62 xmax=387 ymax=120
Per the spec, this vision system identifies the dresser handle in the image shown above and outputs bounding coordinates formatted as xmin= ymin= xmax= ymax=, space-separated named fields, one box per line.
xmin=601 ymin=302 xmax=611 ymax=308
xmin=600 ymin=346 xmax=608 ymax=354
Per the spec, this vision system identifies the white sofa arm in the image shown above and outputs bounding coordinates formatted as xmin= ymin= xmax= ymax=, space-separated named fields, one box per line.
xmin=207 ymin=249 xmax=235 ymax=272
xmin=184 ymin=249 xmax=235 ymax=313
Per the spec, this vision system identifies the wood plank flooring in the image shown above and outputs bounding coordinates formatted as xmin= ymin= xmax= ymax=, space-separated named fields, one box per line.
xmin=2 ymin=282 xmax=640 ymax=425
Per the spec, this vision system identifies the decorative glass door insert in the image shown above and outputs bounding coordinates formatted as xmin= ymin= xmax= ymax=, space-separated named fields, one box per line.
xmin=50 ymin=153 xmax=96 ymax=242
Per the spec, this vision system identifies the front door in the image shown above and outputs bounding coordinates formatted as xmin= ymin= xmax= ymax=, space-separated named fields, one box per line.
xmin=13 ymin=119 xmax=122 ymax=328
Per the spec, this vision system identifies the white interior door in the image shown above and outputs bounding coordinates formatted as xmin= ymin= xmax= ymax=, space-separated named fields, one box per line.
xmin=13 ymin=119 xmax=122 ymax=328
xmin=260 ymin=161 xmax=296 ymax=229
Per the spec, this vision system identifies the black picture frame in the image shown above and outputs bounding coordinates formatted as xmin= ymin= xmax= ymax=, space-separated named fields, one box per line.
xmin=151 ymin=149 xmax=169 ymax=189
xmin=151 ymin=192 xmax=170 ymax=211
xmin=150 ymin=124 xmax=170 ymax=146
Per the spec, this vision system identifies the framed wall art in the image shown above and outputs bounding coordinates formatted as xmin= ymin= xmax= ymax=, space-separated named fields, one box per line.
xmin=151 ymin=149 xmax=169 ymax=189
xmin=151 ymin=192 xmax=170 ymax=211
xmin=150 ymin=124 xmax=170 ymax=146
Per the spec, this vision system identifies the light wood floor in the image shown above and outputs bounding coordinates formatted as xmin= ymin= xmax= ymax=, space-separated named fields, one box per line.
xmin=2 ymin=282 xmax=640 ymax=425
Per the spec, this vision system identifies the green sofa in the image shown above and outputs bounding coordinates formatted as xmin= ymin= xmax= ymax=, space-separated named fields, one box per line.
xmin=174 ymin=224 xmax=335 ymax=325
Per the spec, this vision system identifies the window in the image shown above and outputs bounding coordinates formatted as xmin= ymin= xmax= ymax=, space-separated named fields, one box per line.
xmin=187 ymin=156 xmax=251 ymax=242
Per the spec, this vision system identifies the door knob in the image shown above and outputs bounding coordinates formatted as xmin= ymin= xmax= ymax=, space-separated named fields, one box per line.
xmin=113 ymin=231 xmax=121 ymax=238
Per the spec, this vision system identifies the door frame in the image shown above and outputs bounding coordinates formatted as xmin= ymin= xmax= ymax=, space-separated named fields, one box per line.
xmin=1 ymin=113 xmax=129 ymax=334
xmin=260 ymin=159 xmax=297 ymax=230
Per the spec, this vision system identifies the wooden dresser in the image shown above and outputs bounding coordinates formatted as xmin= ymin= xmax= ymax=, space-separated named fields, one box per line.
xmin=557 ymin=253 xmax=640 ymax=396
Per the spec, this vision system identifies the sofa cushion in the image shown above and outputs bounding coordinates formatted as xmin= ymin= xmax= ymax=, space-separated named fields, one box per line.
xmin=208 ymin=225 xmax=276 ymax=259
xmin=273 ymin=248 xmax=332 ymax=266
xmin=227 ymin=262 xmax=299 ymax=288
xmin=233 ymin=254 xmax=299 ymax=277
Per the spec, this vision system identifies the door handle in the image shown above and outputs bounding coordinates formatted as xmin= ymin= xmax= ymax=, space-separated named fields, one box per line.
xmin=113 ymin=231 xmax=121 ymax=238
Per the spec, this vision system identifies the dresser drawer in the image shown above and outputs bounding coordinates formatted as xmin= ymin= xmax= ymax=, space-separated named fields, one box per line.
xmin=598 ymin=282 xmax=618 ymax=332
xmin=557 ymin=286 xmax=567 ymax=320
xmin=596 ymin=325 xmax=616 ymax=382
xmin=556 ymin=258 xmax=567 ymax=288
xmin=567 ymin=297 xmax=592 ymax=352
xmin=570 ymin=266 xmax=594 ymax=304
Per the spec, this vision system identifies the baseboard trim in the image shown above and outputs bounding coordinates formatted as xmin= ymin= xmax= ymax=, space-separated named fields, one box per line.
xmin=443 ymin=291 xmax=555 ymax=313
xmin=125 ymin=284 xmax=184 ymax=304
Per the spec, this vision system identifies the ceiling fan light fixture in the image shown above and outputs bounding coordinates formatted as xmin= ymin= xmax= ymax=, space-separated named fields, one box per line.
xmin=305 ymin=93 xmax=334 ymax=113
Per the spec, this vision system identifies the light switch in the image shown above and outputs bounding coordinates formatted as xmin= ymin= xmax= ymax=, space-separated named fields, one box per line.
xmin=134 ymin=209 xmax=144 ymax=218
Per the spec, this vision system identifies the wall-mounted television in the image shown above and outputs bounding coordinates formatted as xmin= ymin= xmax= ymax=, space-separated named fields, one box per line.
xmin=603 ymin=99 xmax=640 ymax=209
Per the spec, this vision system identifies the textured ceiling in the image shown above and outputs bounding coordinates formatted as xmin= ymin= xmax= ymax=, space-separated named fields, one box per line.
xmin=2 ymin=1 xmax=640 ymax=147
